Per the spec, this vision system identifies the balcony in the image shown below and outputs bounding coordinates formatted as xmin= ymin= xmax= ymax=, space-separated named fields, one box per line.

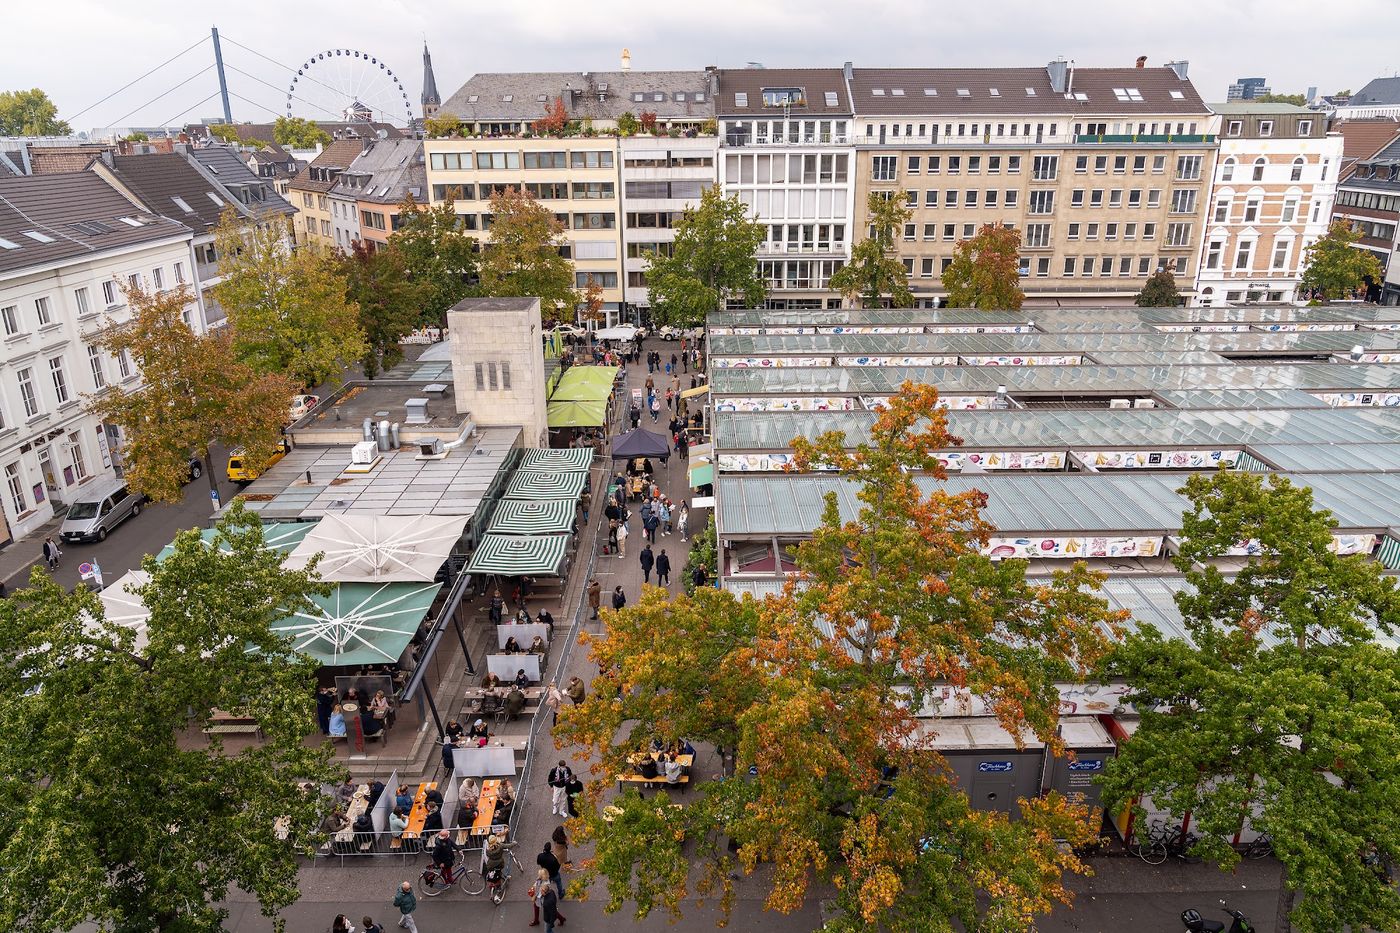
xmin=1072 ymin=134 xmax=1216 ymax=145
xmin=725 ymin=135 xmax=850 ymax=148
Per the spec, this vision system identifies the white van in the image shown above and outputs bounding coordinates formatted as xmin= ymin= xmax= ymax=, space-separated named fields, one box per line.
xmin=59 ymin=482 xmax=144 ymax=543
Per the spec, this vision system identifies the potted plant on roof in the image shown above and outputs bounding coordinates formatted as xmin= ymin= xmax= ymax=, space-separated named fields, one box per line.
xmin=617 ymin=112 xmax=639 ymax=137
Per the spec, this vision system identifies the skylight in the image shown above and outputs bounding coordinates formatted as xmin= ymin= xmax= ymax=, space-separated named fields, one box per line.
xmin=171 ymin=196 xmax=195 ymax=213
xmin=23 ymin=231 xmax=55 ymax=242
xmin=824 ymin=92 xmax=838 ymax=106
xmin=502 ymin=95 xmax=513 ymax=102
xmin=598 ymin=83 xmax=609 ymax=91
xmin=871 ymin=88 xmax=885 ymax=96
xmin=734 ymin=92 xmax=748 ymax=107
xmin=956 ymin=88 xmax=970 ymax=97
xmin=1025 ymin=87 xmax=1037 ymax=96
xmin=694 ymin=93 xmax=706 ymax=102
xmin=989 ymin=88 xmax=1000 ymax=97
xmin=118 ymin=217 xmax=145 ymax=227
xmin=0 ymin=237 xmax=20 ymax=249
xmin=1074 ymin=92 xmax=1089 ymax=101
xmin=923 ymin=88 xmax=937 ymax=96
xmin=536 ymin=94 xmax=547 ymax=102
xmin=634 ymin=93 xmax=645 ymax=102
xmin=653 ymin=93 xmax=664 ymax=101
xmin=891 ymin=88 xmax=905 ymax=96
xmin=1113 ymin=87 xmax=1144 ymax=102
xmin=468 ymin=95 xmax=479 ymax=102
xmin=206 ymin=193 xmax=225 ymax=206
xmin=1169 ymin=90 xmax=1185 ymax=100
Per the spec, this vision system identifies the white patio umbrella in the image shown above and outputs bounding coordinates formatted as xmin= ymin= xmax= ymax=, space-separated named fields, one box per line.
xmin=284 ymin=514 xmax=469 ymax=582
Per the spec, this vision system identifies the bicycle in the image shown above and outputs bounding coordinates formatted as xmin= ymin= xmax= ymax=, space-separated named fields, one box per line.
xmin=1242 ymin=834 xmax=1273 ymax=860
xmin=418 ymin=851 xmax=485 ymax=897
xmin=485 ymin=847 xmax=526 ymax=905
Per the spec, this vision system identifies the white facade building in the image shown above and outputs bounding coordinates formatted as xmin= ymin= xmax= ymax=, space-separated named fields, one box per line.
xmin=620 ymin=135 xmax=719 ymax=314
xmin=1194 ymin=103 xmax=1343 ymax=306
xmin=0 ymin=172 xmax=194 ymax=544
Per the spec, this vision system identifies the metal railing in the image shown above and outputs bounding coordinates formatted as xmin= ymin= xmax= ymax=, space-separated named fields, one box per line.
xmin=1072 ymin=134 xmax=1216 ymax=144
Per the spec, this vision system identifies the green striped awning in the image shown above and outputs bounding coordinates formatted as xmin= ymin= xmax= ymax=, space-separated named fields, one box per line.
xmin=466 ymin=533 xmax=569 ymax=576
xmin=503 ymin=470 xmax=588 ymax=500
xmin=487 ymin=499 xmax=576 ymax=536
xmin=1378 ymin=535 xmax=1400 ymax=570
xmin=520 ymin=448 xmax=595 ymax=472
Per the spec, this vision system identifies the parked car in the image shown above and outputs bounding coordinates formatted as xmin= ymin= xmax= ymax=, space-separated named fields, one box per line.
xmin=226 ymin=438 xmax=289 ymax=484
xmin=59 ymin=482 xmax=144 ymax=543
xmin=185 ymin=456 xmax=203 ymax=483
xmin=288 ymin=394 xmax=320 ymax=422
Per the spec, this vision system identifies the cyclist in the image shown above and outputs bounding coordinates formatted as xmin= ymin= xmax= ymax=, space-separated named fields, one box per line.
xmin=430 ymin=830 xmax=457 ymax=883
xmin=481 ymin=834 xmax=509 ymax=885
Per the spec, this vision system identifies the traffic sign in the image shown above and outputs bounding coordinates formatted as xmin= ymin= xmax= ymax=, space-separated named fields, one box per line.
xmin=78 ymin=562 xmax=95 ymax=579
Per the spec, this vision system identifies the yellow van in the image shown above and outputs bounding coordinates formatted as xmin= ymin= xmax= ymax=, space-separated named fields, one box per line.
xmin=226 ymin=439 xmax=289 ymax=484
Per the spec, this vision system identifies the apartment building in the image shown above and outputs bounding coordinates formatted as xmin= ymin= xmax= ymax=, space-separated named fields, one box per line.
xmin=0 ymin=172 xmax=194 ymax=543
xmin=621 ymin=135 xmax=719 ymax=310
xmin=286 ymin=139 xmax=368 ymax=249
xmin=715 ymin=68 xmax=855 ymax=309
xmin=850 ymin=59 xmax=1215 ymax=307
xmin=333 ymin=138 xmax=427 ymax=253
xmin=1333 ymin=136 xmax=1400 ymax=304
xmin=426 ymin=70 xmax=714 ymax=321
xmin=1194 ymin=103 xmax=1341 ymax=306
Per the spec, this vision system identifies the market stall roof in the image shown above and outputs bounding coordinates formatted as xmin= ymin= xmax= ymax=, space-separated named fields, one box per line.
xmin=519 ymin=448 xmax=594 ymax=472
xmin=610 ymin=427 xmax=672 ymax=459
xmin=550 ymin=365 xmax=619 ymax=401
xmin=503 ymin=469 xmax=587 ymax=500
xmin=594 ymin=325 xmax=638 ymax=341
xmin=283 ymin=514 xmax=468 ymax=582
xmin=96 ymin=569 xmax=153 ymax=650
xmin=680 ymin=383 xmax=711 ymax=400
xmin=487 ymin=499 xmax=577 ymax=535
xmin=547 ymin=398 xmax=609 ymax=428
xmin=266 ymin=581 xmax=441 ymax=666
xmin=706 ymin=305 xmax=1400 ymax=328
xmin=466 ymin=533 xmax=569 ymax=576
xmin=155 ymin=521 xmax=318 ymax=561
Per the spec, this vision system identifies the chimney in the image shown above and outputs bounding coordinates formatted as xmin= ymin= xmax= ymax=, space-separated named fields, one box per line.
xmin=1135 ymin=55 xmax=1147 ymax=69
xmin=843 ymin=61 xmax=853 ymax=82
xmin=705 ymin=66 xmax=719 ymax=96
xmin=621 ymin=48 xmax=631 ymax=72
xmin=1047 ymin=59 xmax=1069 ymax=94
xmin=1167 ymin=60 xmax=1190 ymax=80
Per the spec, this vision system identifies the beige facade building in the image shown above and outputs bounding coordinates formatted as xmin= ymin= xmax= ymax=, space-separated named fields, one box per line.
xmin=849 ymin=60 xmax=1215 ymax=306
xmin=286 ymin=139 xmax=367 ymax=249
xmin=449 ymin=297 xmax=548 ymax=447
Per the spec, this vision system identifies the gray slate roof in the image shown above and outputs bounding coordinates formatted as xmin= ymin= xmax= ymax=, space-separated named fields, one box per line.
xmin=848 ymin=66 xmax=1207 ymax=116
xmin=440 ymin=71 xmax=713 ymax=123
xmin=187 ymin=147 xmax=296 ymax=219
xmin=1351 ymin=77 xmax=1400 ymax=107
xmin=0 ymin=172 xmax=190 ymax=277
xmin=333 ymin=138 xmax=425 ymax=205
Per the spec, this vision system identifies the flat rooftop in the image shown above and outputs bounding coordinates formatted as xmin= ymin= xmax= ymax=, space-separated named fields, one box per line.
xmin=293 ymin=382 xmax=466 ymax=435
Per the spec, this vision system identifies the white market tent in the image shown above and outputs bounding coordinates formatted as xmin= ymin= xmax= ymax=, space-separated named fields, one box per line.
xmin=594 ymin=325 xmax=639 ymax=341
xmin=283 ymin=514 xmax=469 ymax=582
xmin=95 ymin=569 xmax=153 ymax=650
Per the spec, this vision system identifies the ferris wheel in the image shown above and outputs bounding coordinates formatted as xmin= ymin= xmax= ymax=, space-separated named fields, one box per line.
xmin=287 ymin=48 xmax=413 ymax=126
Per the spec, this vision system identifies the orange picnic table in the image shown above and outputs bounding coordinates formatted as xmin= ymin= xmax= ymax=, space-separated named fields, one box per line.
xmin=405 ymin=781 xmax=438 ymax=837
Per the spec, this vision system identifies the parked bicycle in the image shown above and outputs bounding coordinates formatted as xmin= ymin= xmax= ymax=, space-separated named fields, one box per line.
xmin=1133 ymin=819 xmax=1202 ymax=865
xmin=1241 ymin=834 xmax=1273 ymax=860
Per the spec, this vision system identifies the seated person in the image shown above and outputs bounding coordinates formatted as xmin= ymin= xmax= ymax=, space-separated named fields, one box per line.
xmin=678 ymin=738 xmax=696 ymax=757
xmin=638 ymin=755 xmax=660 ymax=779
xmin=460 ymin=777 xmax=481 ymax=807
xmin=504 ymin=685 xmax=526 ymax=720
xmin=367 ymin=779 xmax=386 ymax=808
xmin=360 ymin=711 xmax=384 ymax=737
xmin=537 ymin=609 xmax=555 ymax=630
xmin=336 ymin=778 xmax=358 ymax=806
xmin=514 ymin=668 xmax=531 ymax=688
xmin=495 ymin=781 xmax=516 ymax=820
xmin=481 ymin=672 xmax=502 ymax=689
xmin=421 ymin=802 xmax=443 ymax=834
xmin=445 ymin=719 xmax=465 ymax=743
xmin=503 ymin=635 xmax=523 ymax=654
xmin=649 ymin=736 xmax=666 ymax=754
xmin=466 ymin=718 xmax=490 ymax=743
xmin=328 ymin=809 xmax=352 ymax=834
xmin=425 ymin=786 xmax=444 ymax=808
xmin=664 ymin=753 xmax=683 ymax=784
xmin=514 ymin=607 xmax=532 ymax=625
xmin=389 ymin=806 xmax=408 ymax=835
xmin=328 ymin=704 xmax=347 ymax=738
xmin=528 ymin=635 xmax=547 ymax=655
xmin=352 ymin=810 xmax=374 ymax=843
xmin=394 ymin=784 xmax=413 ymax=812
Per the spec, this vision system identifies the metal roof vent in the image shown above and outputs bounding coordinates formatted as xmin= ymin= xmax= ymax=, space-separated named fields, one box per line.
xmin=405 ymin=398 xmax=430 ymax=424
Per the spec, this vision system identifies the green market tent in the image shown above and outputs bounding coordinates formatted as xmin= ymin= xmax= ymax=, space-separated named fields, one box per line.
xmin=547 ymin=399 xmax=609 ymax=428
xmin=503 ymin=470 xmax=588 ymax=500
xmin=547 ymin=366 xmax=618 ymax=428
xmin=155 ymin=521 xmax=318 ymax=561
xmin=519 ymin=448 xmax=594 ymax=472
xmin=466 ymin=533 xmax=569 ymax=576
xmin=487 ymin=499 xmax=576 ymax=536
xmin=265 ymin=581 xmax=442 ymax=666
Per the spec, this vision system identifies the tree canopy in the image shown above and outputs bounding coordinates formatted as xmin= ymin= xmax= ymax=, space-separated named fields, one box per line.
xmin=1255 ymin=93 xmax=1308 ymax=105
xmin=0 ymin=88 xmax=71 ymax=136
xmin=644 ymin=187 xmax=766 ymax=326
xmin=1134 ymin=268 xmax=1181 ymax=307
xmin=423 ymin=113 xmax=465 ymax=139
xmin=1300 ymin=219 xmax=1383 ymax=300
xmin=337 ymin=240 xmax=426 ymax=378
xmin=87 ymin=283 xmax=293 ymax=504
xmin=213 ymin=210 xmax=366 ymax=388
xmin=1101 ymin=471 xmax=1400 ymax=933
xmin=479 ymin=187 xmax=576 ymax=322
xmin=942 ymin=223 xmax=1024 ymax=310
xmin=0 ymin=506 xmax=341 ymax=932
xmin=829 ymin=192 xmax=914 ymax=308
xmin=391 ymin=193 xmax=478 ymax=329
xmin=272 ymin=116 xmax=331 ymax=149
xmin=559 ymin=383 xmax=1122 ymax=930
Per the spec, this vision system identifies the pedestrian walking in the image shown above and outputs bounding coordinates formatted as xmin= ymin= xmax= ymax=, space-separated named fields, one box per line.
xmin=660 ymin=500 xmax=672 ymax=535
xmin=565 ymin=774 xmax=583 ymax=816
xmin=671 ymin=353 xmax=679 ymax=373
xmin=566 ymin=676 xmax=585 ymax=705
xmin=678 ymin=504 xmax=689 ymax=540
xmin=545 ymin=681 xmax=563 ymax=726
xmin=392 ymin=882 xmax=418 ymax=932
xmin=548 ymin=760 xmax=573 ymax=816
xmin=334 ymin=914 xmax=356 ymax=933
xmin=665 ymin=387 xmax=675 ymax=410
xmin=616 ymin=519 xmax=628 ymax=558
xmin=579 ymin=488 xmax=591 ymax=525
xmin=538 ymin=841 xmax=567 ymax=901
xmin=629 ymin=404 xmax=641 ymax=428
xmin=529 ymin=869 xmax=556 ymax=927
xmin=362 ymin=917 xmax=383 ymax=933
xmin=643 ymin=508 xmax=659 ymax=544
xmin=650 ymin=395 xmax=661 ymax=423
xmin=42 ymin=536 xmax=61 ymax=570
xmin=551 ymin=824 xmax=571 ymax=869
xmin=692 ymin=562 xmax=708 ymax=589
xmin=612 ymin=585 xmax=627 ymax=610
xmin=489 ymin=589 xmax=504 ymax=624
xmin=656 ymin=549 xmax=672 ymax=586
xmin=541 ymin=875 xmax=562 ymax=932
xmin=587 ymin=579 xmax=602 ymax=620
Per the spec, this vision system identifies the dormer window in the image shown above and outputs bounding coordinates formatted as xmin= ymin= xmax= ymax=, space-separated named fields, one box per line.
xmin=761 ymin=87 xmax=805 ymax=107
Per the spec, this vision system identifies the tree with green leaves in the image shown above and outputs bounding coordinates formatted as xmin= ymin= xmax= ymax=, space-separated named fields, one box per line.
xmin=829 ymin=192 xmax=914 ymax=308
xmin=423 ymin=113 xmax=465 ymax=138
xmin=1255 ymin=93 xmax=1308 ymax=106
xmin=1300 ymin=219 xmax=1383 ymax=300
xmin=0 ymin=505 xmax=341 ymax=932
xmin=390 ymin=194 xmax=478 ymax=330
xmin=208 ymin=123 xmax=245 ymax=144
xmin=337 ymin=240 xmax=426 ymax=378
xmin=617 ymin=111 xmax=640 ymax=136
xmin=1134 ymin=268 xmax=1181 ymax=307
xmin=1101 ymin=470 xmax=1400 ymax=933
xmin=479 ymin=187 xmax=576 ymax=322
xmin=942 ymin=223 xmax=1024 ymax=310
xmin=122 ymin=131 xmax=150 ymax=142
xmin=559 ymin=382 xmax=1122 ymax=930
xmin=272 ymin=116 xmax=331 ymax=149
xmin=0 ymin=88 xmax=71 ymax=136
xmin=213 ymin=210 xmax=366 ymax=388
xmin=87 ymin=282 xmax=295 ymax=505
xmin=645 ymin=186 xmax=766 ymax=326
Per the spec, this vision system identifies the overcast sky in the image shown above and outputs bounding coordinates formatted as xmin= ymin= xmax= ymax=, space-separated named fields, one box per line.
xmin=6 ymin=0 xmax=1394 ymax=133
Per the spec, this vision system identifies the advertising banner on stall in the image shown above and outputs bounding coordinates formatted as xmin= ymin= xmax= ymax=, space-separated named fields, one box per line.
xmin=1309 ymin=392 xmax=1400 ymax=407
xmin=1154 ymin=323 xmax=1251 ymax=333
xmin=715 ymin=396 xmax=858 ymax=412
xmin=1224 ymin=533 xmax=1377 ymax=557
xmin=836 ymin=355 xmax=960 ymax=366
xmin=1077 ymin=449 xmax=1240 ymax=469
xmin=984 ymin=535 xmax=1163 ymax=559
xmin=959 ymin=354 xmax=1084 ymax=366
xmin=711 ymin=357 xmax=831 ymax=369
xmin=937 ymin=450 xmax=1066 ymax=471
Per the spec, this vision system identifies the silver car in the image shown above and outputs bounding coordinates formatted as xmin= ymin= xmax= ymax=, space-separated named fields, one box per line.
xmin=59 ymin=482 xmax=144 ymax=543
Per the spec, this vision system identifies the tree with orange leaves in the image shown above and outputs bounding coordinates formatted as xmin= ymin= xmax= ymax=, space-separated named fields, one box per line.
xmin=532 ymin=97 xmax=569 ymax=136
xmin=557 ymin=382 xmax=1123 ymax=930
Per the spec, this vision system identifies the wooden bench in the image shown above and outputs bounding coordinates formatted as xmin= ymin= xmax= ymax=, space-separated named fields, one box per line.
xmin=616 ymin=774 xmax=690 ymax=793
xmin=203 ymin=723 xmax=262 ymax=738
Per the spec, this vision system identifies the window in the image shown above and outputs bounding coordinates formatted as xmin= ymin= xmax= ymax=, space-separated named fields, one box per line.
xmin=944 ymin=190 xmax=957 ymax=207
xmin=1170 ymin=189 xmax=1197 ymax=214
xmin=1143 ymin=222 xmax=1157 ymax=239
xmin=927 ymin=156 xmax=941 ymax=173
xmin=102 ymin=280 xmax=118 ymax=308
xmin=967 ymin=156 xmax=981 ymax=173
xmin=923 ymin=223 xmax=936 ymax=240
xmin=1227 ymin=120 xmax=1243 ymax=137
xmin=1221 ymin=158 xmax=1235 ymax=182
xmin=1004 ymin=190 xmax=1018 ymax=208
xmin=1094 ymin=156 xmax=1107 ymax=174
xmin=1152 ymin=155 xmax=1166 ymax=173
xmin=1280 ymin=197 xmax=1298 ymax=224
xmin=901 ymin=258 xmax=914 ymax=277
xmin=1090 ymin=190 xmax=1104 ymax=208
xmin=1205 ymin=240 xmax=1224 ymax=270
xmin=1007 ymin=155 xmax=1021 ymax=173
xmin=1125 ymin=223 xmax=1137 ymax=238
xmin=1075 ymin=155 xmax=1088 ymax=173
xmin=964 ymin=190 xmax=978 ymax=208
xmin=67 ymin=432 xmax=87 ymax=482
xmin=942 ymin=224 xmax=955 ymax=241
xmin=1235 ymin=239 xmax=1255 ymax=269
xmin=920 ymin=258 xmax=934 ymax=278
xmin=984 ymin=189 xmax=998 ymax=207
xmin=5 ymin=463 xmax=25 ymax=516
xmin=1068 ymin=223 xmax=1081 ymax=240
xmin=1176 ymin=155 xmax=1202 ymax=180
xmin=17 ymin=368 xmax=38 ymax=418
xmin=1133 ymin=155 xmax=1147 ymax=174
xmin=1298 ymin=120 xmax=1313 ymax=135
xmin=1127 ymin=189 xmax=1142 ymax=208
xmin=1105 ymin=223 xmax=1118 ymax=240
xmin=1112 ymin=155 xmax=1127 ymax=175
xmin=1290 ymin=158 xmax=1304 ymax=182
xmin=1140 ymin=257 xmax=1153 ymax=275
xmin=925 ymin=190 xmax=938 ymax=208
xmin=34 ymin=297 xmax=51 ymax=327
xmin=572 ymin=213 xmax=615 ymax=230
xmin=73 ymin=287 xmax=90 ymax=317
xmin=1071 ymin=189 xmax=1085 ymax=207
xmin=428 ymin=152 xmax=471 ymax=170
xmin=1259 ymin=120 xmax=1274 ymax=137
xmin=962 ymin=224 xmax=975 ymax=238
xmin=903 ymin=223 xmax=916 ymax=241
xmin=1064 ymin=257 xmax=1077 ymax=276
xmin=1272 ymin=239 xmax=1292 ymax=270
xmin=1086 ymin=223 xmax=1099 ymax=240
xmin=151 ymin=268 xmax=164 ymax=291
xmin=49 ymin=357 xmax=68 ymax=405
xmin=87 ymin=345 xmax=105 ymax=389
xmin=574 ymin=271 xmax=618 ymax=288
xmin=947 ymin=156 xmax=961 ymax=174
xmin=988 ymin=156 xmax=1002 ymax=173
xmin=872 ymin=156 xmax=897 ymax=181
xmin=1147 ymin=189 xmax=1161 ymax=208
xmin=572 ymin=181 xmax=615 ymax=199
xmin=0 ymin=305 xmax=18 ymax=337
xmin=173 ymin=262 xmax=185 ymax=285
xmin=1213 ymin=197 xmax=1230 ymax=223
xmin=1109 ymin=190 xmax=1123 ymax=208
xmin=1252 ymin=158 xmax=1266 ymax=181
xmin=1100 ymin=257 xmax=1113 ymax=276
xmin=1244 ymin=198 xmax=1260 ymax=223
xmin=1018 ymin=257 xmax=1030 ymax=277
xmin=905 ymin=191 xmax=918 ymax=209
xmin=1028 ymin=190 xmax=1054 ymax=215
xmin=1166 ymin=222 xmax=1192 ymax=247
xmin=116 ymin=348 xmax=131 ymax=380
xmin=1024 ymin=223 xmax=1052 ymax=247
xmin=1037 ymin=257 xmax=1050 ymax=276
xmin=523 ymin=151 xmax=567 ymax=169
xmin=570 ymin=151 xmax=613 ymax=169
xmin=907 ymin=156 xmax=921 ymax=174
xmin=1031 ymin=155 xmax=1058 ymax=180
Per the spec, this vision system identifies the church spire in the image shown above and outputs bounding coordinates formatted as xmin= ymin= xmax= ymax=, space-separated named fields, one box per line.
xmin=421 ymin=43 xmax=441 ymax=118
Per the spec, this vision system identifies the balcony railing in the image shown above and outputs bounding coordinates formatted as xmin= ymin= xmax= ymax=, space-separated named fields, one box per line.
xmin=725 ymin=135 xmax=850 ymax=147
xmin=1073 ymin=134 xmax=1216 ymax=145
